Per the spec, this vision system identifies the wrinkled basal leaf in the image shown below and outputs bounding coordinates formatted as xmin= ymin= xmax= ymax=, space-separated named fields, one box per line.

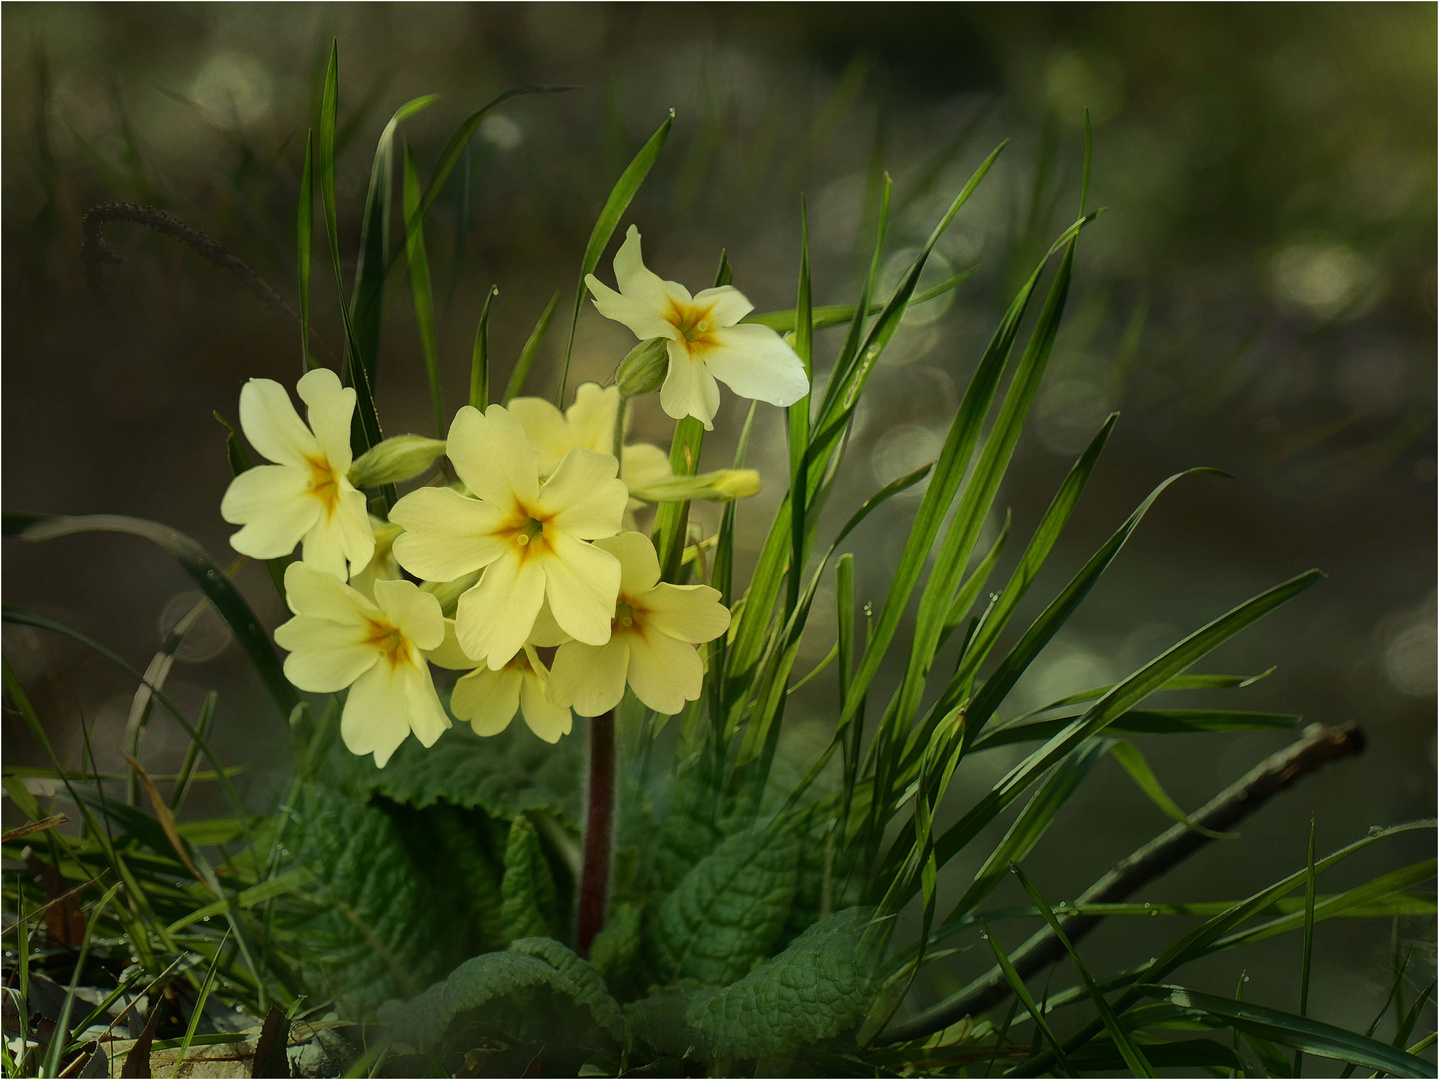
xmin=685 ymin=907 xmax=888 ymax=1060
xmin=654 ymin=825 xmax=799 ymax=986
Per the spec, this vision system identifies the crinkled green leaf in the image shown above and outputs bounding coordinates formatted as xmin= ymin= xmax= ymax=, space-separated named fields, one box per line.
xmin=684 ymin=907 xmax=887 ymax=1061
xmin=369 ymin=724 xmax=584 ymax=824
xmin=655 ymin=825 xmax=799 ymax=986
xmin=501 ymin=815 xmax=560 ymax=942
xmin=588 ymin=901 xmax=643 ymax=994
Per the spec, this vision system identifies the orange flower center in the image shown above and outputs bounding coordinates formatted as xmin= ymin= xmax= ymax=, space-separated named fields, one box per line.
xmin=305 ymin=454 xmax=343 ymax=519
xmin=668 ymin=299 xmax=720 ymax=349
xmin=362 ymin=618 xmax=411 ymax=671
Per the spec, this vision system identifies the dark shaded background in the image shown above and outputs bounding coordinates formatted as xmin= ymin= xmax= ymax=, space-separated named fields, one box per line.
xmin=3 ymin=2 xmax=1434 ymax=1055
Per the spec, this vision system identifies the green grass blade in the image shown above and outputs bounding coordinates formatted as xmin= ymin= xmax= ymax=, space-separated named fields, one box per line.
xmin=941 ymin=511 xmax=1010 ymax=643
xmin=951 ymin=413 xmax=1116 ymax=680
xmin=416 ymin=85 xmax=575 ymax=226
xmin=168 ymin=690 xmax=217 ymax=814
xmin=745 ymin=269 xmax=977 ymax=333
xmin=470 ymin=285 xmax=498 ymax=410
xmin=1394 ymin=980 xmax=1436 ymax=1051
xmin=349 ymin=94 xmax=439 ymax=387
xmin=982 ymin=921 xmax=1073 ymax=1075
xmin=925 ymin=569 xmax=1324 ymax=887
xmin=653 ymin=417 xmax=705 ymax=583
xmin=972 ymin=708 xmax=1300 ymax=751
xmin=1296 ymin=817 xmax=1317 ymax=1076
xmin=1110 ymin=740 xmax=1235 ymax=839
xmin=956 ymin=468 xmax=1231 ymax=747
xmin=400 ymin=138 xmax=443 ymax=437
xmin=830 ymin=198 xmax=1074 ymax=738
xmin=297 ymin=129 xmax=314 ymax=372
xmin=43 ymin=883 xmax=125 ymax=1079
xmin=787 ymin=199 xmax=813 ymax=616
xmin=891 ymin=244 xmax=1082 ymax=739
xmin=316 ymin=41 xmax=383 ymax=459
xmin=1140 ymin=985 xmax=1431 ymax=1078
xmin=1014 ymin=867 xmax=1155 ymax=1077
xmin=3 ymin=513 xmax=297 ymax=717
xmin=557 ymin=111 xmax=673 ymax=404
xmin=949 ymin=741 xmax=1112 ymax=918
xmin=173 ymin=930 xmax=229 ymax=1076
xmin=503 ymin=291 xmax=560 ymax=404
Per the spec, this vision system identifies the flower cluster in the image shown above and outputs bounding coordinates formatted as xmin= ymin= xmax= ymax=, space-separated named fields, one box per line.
xmin=220 ymin=233 xmax=804 ymax=765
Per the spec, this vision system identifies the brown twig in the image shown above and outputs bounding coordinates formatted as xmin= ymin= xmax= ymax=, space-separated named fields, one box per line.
xmin=80 ymin=201 xmax=297 ymax=324
xmin=882 ymin=722 xmax=1366 ymax=1043
xmin=3 ymin=814 xmax=69 ymax=844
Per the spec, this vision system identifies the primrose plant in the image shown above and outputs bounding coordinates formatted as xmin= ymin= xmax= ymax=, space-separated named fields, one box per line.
xmin=5 ymin=42 xmax=1433 ymax=1080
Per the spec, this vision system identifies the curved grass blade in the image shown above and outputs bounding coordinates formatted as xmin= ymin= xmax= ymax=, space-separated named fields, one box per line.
xmin=415 ymin=84 xmax=576 ymax=226
xmin=982 ymin=920 xmax=1073 ymax=1076
xmin=1139 ymin=985 xmax=1431 ymax=1078
xmin=953 ymin=468 xmax=1232 ymax=749
xmin=1014 ymin=866 xmax=1154 ymax=1078
xmin=1110 ymin=739 xmax=1235 ymax=839
xmin=947 ymin=740 xmax=1112 ymax=919
xmin=316 ymin=41 xmax=382 ymax=459
xmin=557 ymin=111 xmax=673 ymax=404
xmin=297 ymin=129 xmax=315 ymax=371
xmin=971 ymin=708 xmax=1300 ymax=752
xmin=503 ymin=290 xmax=559 ymax=404
xmin=924 ymin=569 xmax=1324 ymax=891
xmin=400 ymin=138 xmax=443 ymax=436
xmin=745 ymin=269 xmax=978 ymax=333
xmin=3 ymin=512 xmax=297 ymax=716
xmin=470 ymin=285 xmax=498 ymax=410
xmin=349 ymin=94 xmax=439 ymax=387
xmin=124 ymin=593 xmax=208 ymax=805
xmin=1296 ymin=817 xmax=1317 ymax=1076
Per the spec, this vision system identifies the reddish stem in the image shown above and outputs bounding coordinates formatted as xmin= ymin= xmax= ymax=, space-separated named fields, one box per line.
xmin=576 ymin=710 xmax=615 ymax=957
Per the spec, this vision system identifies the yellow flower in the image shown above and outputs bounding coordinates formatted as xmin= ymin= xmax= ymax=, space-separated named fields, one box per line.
xmin=508 ymin=382 xmax=673 ymax=507
xmin=273 ymin=562 xmax=449 ymax=768
xmin=547 ymin=532 xmax=731 ymax=716
xmin=426 ymin=607 xmax=573 ymax=743
xmin=220 ymin=368 xmax=374 ymax=581
xmin=349 ymin=517 xmax=402 ymax=603
xmin=388 ymin=403 xmax=628 ymax=670
xmin=584 ymin=226 xmax=810 ymax=430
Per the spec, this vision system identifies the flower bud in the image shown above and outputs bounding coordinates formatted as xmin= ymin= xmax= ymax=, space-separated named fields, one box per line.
xmin=348 ymin=435 xmax=447 ymax=489
xmin=614 ymin=337 xmax=670 ymax=397
xmin=628 ymin=468 xmax=761 ymax=504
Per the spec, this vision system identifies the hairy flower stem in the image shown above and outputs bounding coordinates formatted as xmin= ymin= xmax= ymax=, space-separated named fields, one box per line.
xmin=577 ymin=709 xmax=616 ymax=957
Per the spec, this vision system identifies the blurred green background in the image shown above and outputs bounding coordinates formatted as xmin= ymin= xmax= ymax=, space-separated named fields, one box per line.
xmin=3 ymin=2 xmax=1434 ymax=1054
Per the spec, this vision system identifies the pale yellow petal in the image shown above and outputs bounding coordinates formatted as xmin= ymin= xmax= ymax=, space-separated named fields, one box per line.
xmin=703 ymin=324 xmax=811 ymax=408
xmin=372 ymin=578 xmax=444 ymax=652
xmin=519 ymin=671 xmax=572 ymax=743
xmin=446 ymin=405 xmax=540 ymax=510
xmin=281 ymin=561 xmax=376 ymax=622
xmin=592 ymin=532 xmax=661 ymax=597
xmin=660 ymin=342 xmax=719 ymax=429
xmin=296 ymin=367 xmax=355 ymax=473
xmin=585 ymin=274 xmax=678 ymax=341
xmin=612 ymin=225 xmax=672 ymax=309
xmin=619 ymin=442 xmax=673 ymax=495
xmin=451 ymin=665 xmax=522 ymax=735
xmin=537 ymin=449 xmax=628 ymax=539
xmin=639 ymin=583 xmax=731 ymax=644
xmin=403 ymin=661 xmax=452 ymax=747
xmin=547 ymin=638 xmax=629 ymax=717
xmin=390 ymin=486 xmax=509 ymax=581
xmin=691 ymin=285 xmax=754 ymax=328
xmin=221 ymin=465 xmax=321 ymax=560
xmin=565 ymin=383 xmax=621 ymax=454
xmin=239 ymin=378 xmax=319 ymax=468
xmin=275 ymin=615 xmax=377 ymax=692
xmin=626 ymin=624 xmax=704 ymax=715
xmin=456 ymin=553 xmax=546 ymax=669
xmin=426 ymin=618 xmax=482 ymax=670
xmin=506 ymin=396 xmax=573 ymax=475
xmin=300 ymin=485 xmax=374 ymax=581
xmin=341 ymin=662 xmax=413 ymax=767
xmin=542 ymin=536 xmax=621 ymax=646
xmin=529 ymin=599 xmax=571 ymax=648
